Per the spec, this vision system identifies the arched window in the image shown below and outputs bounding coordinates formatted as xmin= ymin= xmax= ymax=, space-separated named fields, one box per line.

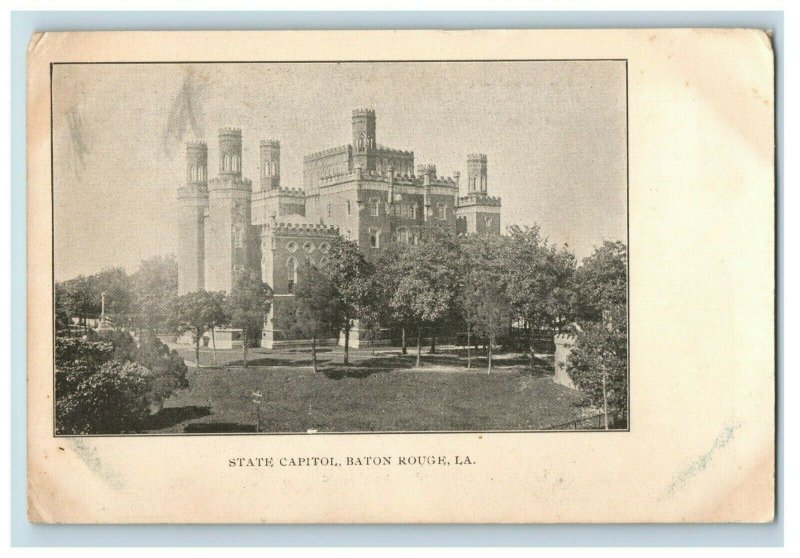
xmin=396 ymin=227 xmax=410 ymax=244
xmin=286 ymin=257 xmax=298 ymax=293
xmin=224 ymin=154 xmax=231 ymax=172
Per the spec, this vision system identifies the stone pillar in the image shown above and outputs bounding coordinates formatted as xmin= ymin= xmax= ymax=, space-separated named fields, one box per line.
xmin=553 ymin=333 xmax=577 ymax=389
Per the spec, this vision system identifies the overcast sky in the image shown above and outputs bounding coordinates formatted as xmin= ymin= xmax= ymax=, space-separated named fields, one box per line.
xmin=52 ymin=61 xmax=627 ymax=281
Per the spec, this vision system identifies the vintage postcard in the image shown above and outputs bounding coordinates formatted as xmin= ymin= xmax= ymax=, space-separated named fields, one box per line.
xmin=27 ymin=29 xmax=774 ymax=523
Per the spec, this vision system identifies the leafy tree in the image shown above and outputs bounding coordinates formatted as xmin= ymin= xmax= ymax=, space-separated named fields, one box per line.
xmin=460 ymin=233 xmax=514 ymax=373
xmin=132 ymin=255 xmax=178 ymax=334
xmin=274 ymin=263 xmax=342 ymax=373
xmin=390 ymin=226 xmax=462 ymax=367
xmin=55 ymin=337 xmax=151 ymax=434
xmin=464 ymin=281 xmax=514 ymax=374
xmin=319 ymin=237 xmax=373 ymax=365
xmin=373 ymin=242 xmax=412 ymax=354
xmin=170 ymin=290 xmax=227 ymax=368
xmin=134 ymin=333 xmax=189 ymax=410
xmin=501 ymin=226 xmax=578 ymax=363
xmin=94 ymin=267 xmax=134 ymax=319
xmin=56 ymin=275 xmax=100 ymax=334
xmin=567 ymin=306 xmax=628 ymax=429
xmin=227 ymin=272 xmax=272 ymax=367
xmin=574 ymin=240 xmax=627 ymax=323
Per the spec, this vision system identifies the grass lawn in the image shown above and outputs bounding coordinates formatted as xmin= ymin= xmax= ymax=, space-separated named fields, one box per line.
xmin=146 ymin=345 xmax=589 ymax=433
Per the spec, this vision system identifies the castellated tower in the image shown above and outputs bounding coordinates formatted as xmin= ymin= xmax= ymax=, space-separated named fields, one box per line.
xmin=467 ymin=153 xmax=488 ymax=196
xmin=177 ymin=141 xmax=208 ymax=295
xmin=351 ymin=108 xmax=376 ymax=171
xmin=456 ymin=153 xmax=501 ymax=236
xmin=204 ymin=128 xmax=254 ymax=293
xmin=260 ymin=140 xmax=280 ymax=191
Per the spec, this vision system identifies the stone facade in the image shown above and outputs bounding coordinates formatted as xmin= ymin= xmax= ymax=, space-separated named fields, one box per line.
xmin=176 ymin=109 xmax=503 ymax=347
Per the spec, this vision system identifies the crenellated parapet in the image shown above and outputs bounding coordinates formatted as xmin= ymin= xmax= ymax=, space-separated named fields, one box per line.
xmin=320 ymin=169 xmax=458 ymax=189
xmin=266 ymin=222 xmax=339 ymax=237
xmin=208 ymin=176 xmax=252 ymax=191
xmin=458 ymin=194 xmax=502 ymax=207
xmin=303 ymin=144 xmax=351 ymax=162
xmin=375 ymin=145 xmax=414 ymax=158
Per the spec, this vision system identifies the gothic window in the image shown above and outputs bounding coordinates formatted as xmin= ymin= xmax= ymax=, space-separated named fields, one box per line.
xmin=438 ymin=204 xmax=447 ymax=220
xmin=485 ymin=216 xmax=493 ymax=228
xmin=411 ymin=204 xmax=418 ymax=219
xmin=396 ymin=227 xmax=410 ymax=245
xmin=303 ymin=241 xmax=315 ymax=253
xmin=370 ymin=198 xmax=379 ymax=217
xmin=370 ymin=229 xmax=381 ymax=249
xmin=286 ymin=257 xmax=298 ymax=293
xmin=286 ymin=241 xmax=298 ymax=253
xmin=198 ymin=166 xmax=204 ymax=181
xmin=224 ymin=154 xmax=231 ymax=171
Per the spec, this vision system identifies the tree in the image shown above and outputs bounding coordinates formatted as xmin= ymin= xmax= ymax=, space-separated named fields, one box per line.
xmin=132 ymin=255 xmax=178 ymax=334
xmin=465 ymin=281 xmax=514 ymax=374
xmin=94 ymin=267 xmax=134 ymax=319
xmin=373 ymin=242 xmax=411 ymax=355
xmin=274 ymin=263 xmax=342 ymax=373
xmin=319 ymin=237 xmax=373 ymax=365
xmin=460 ymin=234 xmax=514 ymax=373
xmin=134 ymin=333 xmax=189 ymax=410
xmin=170 ymin=290 xmax=227 ymax=368
xmin=390 ymin=226 xmax=462 ymax=367
xmin=227 ymin=272 xmax=272 ymax=368
xmin=57 ymin=275 xmax=100 ymax=334
xmin=567 ymin=306 xmax=628 ymax=429
xmin=501 ymin=226 xmax=578 ymax=366
xmin=574 ymin=240 xmax=627 ymax=323
xmin=55 ymin=337 xmax=151 ymax=434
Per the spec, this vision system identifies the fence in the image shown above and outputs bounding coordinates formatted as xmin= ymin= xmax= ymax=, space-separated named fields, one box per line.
xmin=544 ymin=412 xmax=610 ymax=430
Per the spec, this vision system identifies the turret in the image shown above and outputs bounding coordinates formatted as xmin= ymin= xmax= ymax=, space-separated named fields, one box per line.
xmin=177 ymin=141 xmax=209 ymax=295
xmin=260 ymin=140 xmax=280 ymax=190
xmin=352 ymin=109 xmax=376 ymax=153
xmin=467 ymin=153 xmax=488 ymax=196
xmin=218 ymin=128 xmax=242 ymax=177
xmin=186 ymin=141 xmax=208 ymax=184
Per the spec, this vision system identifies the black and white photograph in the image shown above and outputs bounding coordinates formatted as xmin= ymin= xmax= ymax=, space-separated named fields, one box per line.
xmin=52 ymin=60 xmax=629 ymax=435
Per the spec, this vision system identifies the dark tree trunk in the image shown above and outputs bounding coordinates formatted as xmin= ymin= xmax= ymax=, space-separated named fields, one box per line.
xmin=416 ymin=325 xmax=422 ymax=368
xmin=401 ymin=327 xmax=407 ymax=355
xmin=311 ymin=335 xmax=318 ymax=373
xmin=343 ymin=320 xmax=350 ymax=365
xmin=466 ymin=323 xmax=472 ymax=369
xmin=242 ymin=328 xmax=249 ymax=368
xmin=195 ymin=335 xmax=201 ymax=369
xmin=487 ymin=335 xmax=493 ymax=374
xmin=430 ymin=335 xmax=436 ymax=354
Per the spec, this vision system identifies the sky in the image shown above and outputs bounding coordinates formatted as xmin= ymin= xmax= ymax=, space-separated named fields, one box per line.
xmin=52 ymin=61 xmax=627 ymax=281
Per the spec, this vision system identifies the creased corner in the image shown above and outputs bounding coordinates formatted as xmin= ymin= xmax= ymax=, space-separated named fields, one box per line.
xmin=27 ymin=32 xmax=48 ymax=59
xmin=27 ymin=476 xmax=54 ymax=524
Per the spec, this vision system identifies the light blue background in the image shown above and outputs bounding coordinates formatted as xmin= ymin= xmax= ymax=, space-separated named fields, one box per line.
xmin=10 ymin=10 xmax=783 ymax=547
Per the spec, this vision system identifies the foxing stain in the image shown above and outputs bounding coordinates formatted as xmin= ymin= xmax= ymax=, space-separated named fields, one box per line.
xmin=662 ymin=420 xmax=742 ymax=499
xmin=69 ymin=439 xmax=124 ymax=491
